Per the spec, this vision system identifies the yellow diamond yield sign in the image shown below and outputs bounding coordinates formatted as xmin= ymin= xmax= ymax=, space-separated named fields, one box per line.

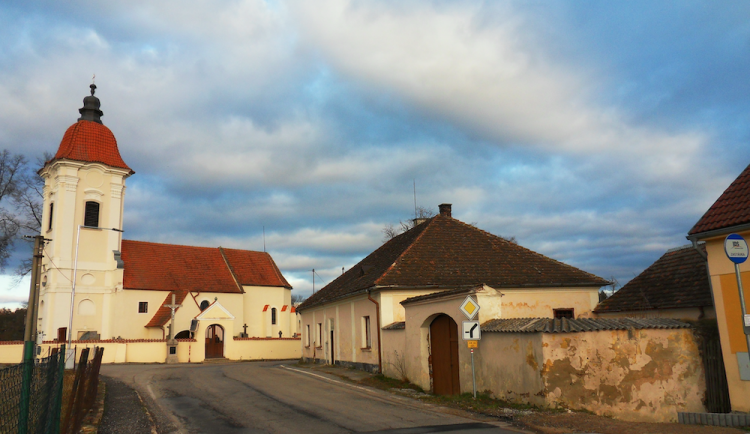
xmin=460 ymin=296 xmax=480 ymax=320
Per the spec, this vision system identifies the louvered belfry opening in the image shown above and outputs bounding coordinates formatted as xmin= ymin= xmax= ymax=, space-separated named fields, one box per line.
xmin=84 ymin=201 xmax=100 ymax=227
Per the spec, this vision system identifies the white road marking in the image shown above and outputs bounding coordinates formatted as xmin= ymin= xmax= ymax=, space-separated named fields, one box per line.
xmin=279 ymin=364 xmax=380 ymax=395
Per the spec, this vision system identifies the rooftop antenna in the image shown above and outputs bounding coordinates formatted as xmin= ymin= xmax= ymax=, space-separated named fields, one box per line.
xmin=263 ymin=226 xmax=266 ymax=252
xmin=413 ymin=179 xmax=417 ymax=219
xmin=92 ymin=73 xmax=96 ymax=84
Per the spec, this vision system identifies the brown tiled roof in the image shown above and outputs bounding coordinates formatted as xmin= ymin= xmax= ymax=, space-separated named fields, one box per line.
xmin=122 ymin=240 xmax=291 ymax=294
xmin=594 ymin=245 xmax=711 ymax=313
xmin=481 ymin=317 xmax=691 ymax=333
xmin=400 ymin=287 xmax=476 ymax=305
xmin=51 ymin=120 xmax=133 ymax=173
xmin=689 ymin=163 xmax=750 ymax=235
xmin=298 ymin=214 xmax=608 ymax=311
xmin=382 ymin=321 xmax=405 ymax=330
xmin=146 ymin=290 xmax=188 ymax=328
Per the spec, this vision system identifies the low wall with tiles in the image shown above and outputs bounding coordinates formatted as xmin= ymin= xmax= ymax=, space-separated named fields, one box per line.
xmin=0 ymin=337 xmax=301 ymax=364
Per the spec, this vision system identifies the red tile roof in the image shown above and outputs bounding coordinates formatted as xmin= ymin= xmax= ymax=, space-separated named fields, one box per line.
xmin=52 ymin=120 xmax=133 ymax=173
xmin=594 ymin=245 xmax=711 ymax=314
xmin=221 ymin=248 xmax=291 ymax=288
xmin=298 ymin=214 xmax=609 ymax=311
xmin=689 ymin=163 xmax=750 ymax=235
xmin=146 ymin=291 xmax=188 ymax=328
xmin=122 ymin=240 xmax=292 ymax=295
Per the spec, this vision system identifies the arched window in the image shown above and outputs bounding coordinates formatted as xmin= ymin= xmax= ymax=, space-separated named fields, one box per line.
xmin=78 ymin=299 xmax=95 ymax=316
xmin=84 ymin=201 xmax=100 ymax=227
xmin=271 ymin=307 xmax=277 ymax=325
xmin=200 ymin=300 xmax=210 ymax=311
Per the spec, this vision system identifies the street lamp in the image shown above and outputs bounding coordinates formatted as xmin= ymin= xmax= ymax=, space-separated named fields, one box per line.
xmin=66 ymin=225 xmax=123 ymax=369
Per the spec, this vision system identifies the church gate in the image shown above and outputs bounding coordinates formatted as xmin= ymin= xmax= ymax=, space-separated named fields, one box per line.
xmin=205 ymin=324 xmax=224 ymax=359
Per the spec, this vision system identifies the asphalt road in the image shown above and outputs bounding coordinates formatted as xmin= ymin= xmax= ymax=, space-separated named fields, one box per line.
xmin=100 ymin=361 xmax=524 ymax=434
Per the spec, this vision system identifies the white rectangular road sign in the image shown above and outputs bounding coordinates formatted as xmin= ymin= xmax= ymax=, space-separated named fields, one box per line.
xmin=462 ymin=321 xmax=481 ymax=341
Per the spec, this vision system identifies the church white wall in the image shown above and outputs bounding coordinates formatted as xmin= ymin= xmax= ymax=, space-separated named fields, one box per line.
xmin=242 ymin=286 xmax=292 ymax=338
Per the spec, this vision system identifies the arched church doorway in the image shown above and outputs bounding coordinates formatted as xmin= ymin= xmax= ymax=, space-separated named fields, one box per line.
xmin=205 ymin=324 xmax=224 ymax=359
xmin=430 ymin=314 xmax=460 ymax=395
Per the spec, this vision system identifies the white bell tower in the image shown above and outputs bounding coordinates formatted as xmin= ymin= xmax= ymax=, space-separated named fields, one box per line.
xmin=37 ymin=84 xmax=134 ymax=342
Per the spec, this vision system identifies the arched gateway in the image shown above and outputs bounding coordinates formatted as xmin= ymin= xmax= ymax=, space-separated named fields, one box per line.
xmin=205 ymin=324 xmax=224 ymax=359
xmin=430 ymin=314 xmax=460 ymax=395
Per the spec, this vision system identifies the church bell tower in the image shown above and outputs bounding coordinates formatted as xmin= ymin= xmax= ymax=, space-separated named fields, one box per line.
xmin=37 ymin=84 xmax=134 ymax=342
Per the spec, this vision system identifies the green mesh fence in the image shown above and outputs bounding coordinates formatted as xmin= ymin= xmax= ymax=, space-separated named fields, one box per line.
xmin=0 ymin=350 xmax=65 ymax=434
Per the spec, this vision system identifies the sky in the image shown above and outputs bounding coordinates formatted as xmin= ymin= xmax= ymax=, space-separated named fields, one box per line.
xmin=1 ymin=1 xmax=750 ymax=308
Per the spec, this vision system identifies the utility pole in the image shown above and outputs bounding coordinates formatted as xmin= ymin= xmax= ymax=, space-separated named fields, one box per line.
xmin=19 ymin=235 xmax=44 ymax=432
xmin=312 ymin=269 xmax=315 ymax=294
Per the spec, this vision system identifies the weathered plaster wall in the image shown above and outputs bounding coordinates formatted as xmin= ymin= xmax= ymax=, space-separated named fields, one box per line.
xmin=474 ymin=333 xmax=545 ymax=405
xmin=382 ymin=329 xmax=406 ymax=380
xmin=500 ymin=287 xmax=600 ymax=318
xmin=540 ymin=328 xmax=706 ymax=422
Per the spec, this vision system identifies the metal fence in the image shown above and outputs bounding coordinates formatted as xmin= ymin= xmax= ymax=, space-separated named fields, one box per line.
xmin=0 ymin=348 xmax=65 ymax=434
xmin=60 ymin=347 xmax=104 ymax=434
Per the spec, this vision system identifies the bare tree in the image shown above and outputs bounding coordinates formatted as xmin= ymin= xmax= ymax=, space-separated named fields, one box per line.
xmin=291 ymin=293 xmax=307 ymax=304
xmin=382 ymin=206 xmax=436 ymax=242
xmin=0 ymin=150 xmax=30 ymax=271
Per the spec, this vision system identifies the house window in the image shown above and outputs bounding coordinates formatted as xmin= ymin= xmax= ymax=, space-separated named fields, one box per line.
xmin=271 ymin=308 xmax=277 ymax=325
xmin=138 ymin=302 xmax=148 ymax=313
xmin=84 ymin=201 xmax=100 ymax=227
xmin=306 ymin=325 xmax=310 ymax=347
xmin=362 ymin=316 xmax=371 ymax=349
xmin=554 ymin=308 xmax=574 ymax=319
xmin=316 ymin=323 xmax=322 ymax=348
xmin=200 ymin=300 xmax=210 ymax=311
xmin=48 ymin=203 xmax=54 ymax=230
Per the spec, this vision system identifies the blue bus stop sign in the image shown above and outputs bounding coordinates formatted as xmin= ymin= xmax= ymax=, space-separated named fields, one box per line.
xmin=725 ymin=233 xmax=749 ymax=264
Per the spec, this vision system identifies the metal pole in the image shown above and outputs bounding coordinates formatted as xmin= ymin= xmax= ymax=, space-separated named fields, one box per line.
xmin=66 ymin=225 xmax=83 ymax=369
xmin=735 ymin=263 xmax=750 ymax=353
xmin=471 ymin=348 xmax=476 ymax=399
xmin=19 ymin=235 xmax=44 ymax=432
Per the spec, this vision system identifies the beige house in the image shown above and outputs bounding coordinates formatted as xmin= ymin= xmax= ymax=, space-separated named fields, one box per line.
xmin=687 ymin=162 xmax=750 ymax=412
xmin=28 ymin=84 xmax=299 ymax=362
xmin=297 ymin=203 xmax=609 ymax=373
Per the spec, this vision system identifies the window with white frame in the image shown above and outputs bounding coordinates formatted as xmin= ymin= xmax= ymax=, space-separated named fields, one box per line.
xmin=361 ymin=316 xmax=371 ymax=349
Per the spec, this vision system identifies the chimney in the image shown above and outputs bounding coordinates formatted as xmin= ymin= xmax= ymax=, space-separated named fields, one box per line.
xmin=438 ymin=203 xmax=452 ymax=218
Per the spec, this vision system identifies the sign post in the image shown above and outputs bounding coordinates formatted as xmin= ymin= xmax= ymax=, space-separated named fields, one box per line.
xmin=725 ymin=234 xmax=750 ymax=368
xmin=459 ymin=296 xmax=480 ymax=399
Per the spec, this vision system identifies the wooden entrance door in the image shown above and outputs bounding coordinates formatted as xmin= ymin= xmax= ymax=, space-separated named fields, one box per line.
xmin=430 ymin=315 xmax=460 ymax=395
xmin=205 ymin=324 xmax=224 ymax=359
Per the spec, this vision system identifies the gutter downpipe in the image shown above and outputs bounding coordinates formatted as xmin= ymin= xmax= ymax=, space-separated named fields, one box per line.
xmin=689 ymin=237 xmax=719 ymax=315
xmin=366 ymin=289 xmax=382 ymax=374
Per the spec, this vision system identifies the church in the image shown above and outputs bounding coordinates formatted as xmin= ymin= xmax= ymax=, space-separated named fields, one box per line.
xmin=32 ymin=84 xmax=299 ymax=362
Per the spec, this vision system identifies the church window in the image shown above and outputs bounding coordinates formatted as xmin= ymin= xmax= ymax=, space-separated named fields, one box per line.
xmin=78 ymin=299 xmax=95 ymax=316
xmin=48 ymin=203 xmax=54 ymax=230
xmin=200 ymin=300 xmax=210 ymax=311
xmin=84 ymin=201 xmax=100 ymax=227
xmin=271 ymin=308 xmax=277 ymax=325
xmin=138 ymin=302 xmax=148 ymax=313
xmin=306 ymin=325 xmax=310 ymax=347
xmin=554 ymin=308 xmax=574 ymax=319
